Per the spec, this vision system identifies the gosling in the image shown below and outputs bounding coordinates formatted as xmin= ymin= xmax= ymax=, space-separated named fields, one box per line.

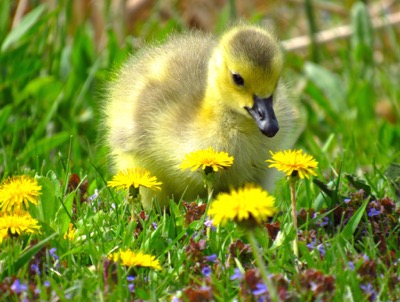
xmin=103 ymin=24 xmax=299 ymax=210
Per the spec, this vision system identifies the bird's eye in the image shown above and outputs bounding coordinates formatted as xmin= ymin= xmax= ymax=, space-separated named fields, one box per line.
xmin=232 ymin=73 xmax=244 ymax=86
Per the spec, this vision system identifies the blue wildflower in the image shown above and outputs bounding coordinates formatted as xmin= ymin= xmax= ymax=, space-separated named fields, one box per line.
xmin=310 ymin=281 xmax=318 ymax=291
xmin=204 ymin=218 xmax=216 ymax=231
xmin=202 ymin=266 xmax=211 ymax=277
xmin=367 ymin=208 xmax=380 ymax=217
xmin=319 ymin=216 xmax=329 ymax=227
xmin=230 ymin=268 xmax=243 ymax=281
xmin=205 ymin=254 xmax=217 ymax=263
xmin=252 ymin=283 xmax=268 ymax=295
xmin=49 ymin=248 xmax=59 ymax=260
xmin=128 ymin=283 xmax=135 ymax=293
xmin=88 ymin=189 xmax=99 ymax=202
xmin=306 ymin=239 xmax=316 ymax=249
xmin=11 ymin=279 xmax=28 ymax=294
xmin=127 ymin=276 xmax=135 ymax=282
xmin=44 ymin=280 xmax=51 ymax=287
xmin=360 ymin=283 xmax=376 ymax=301
xmin=348 ymin=261 xmax=355 ymax=270
xmin=317 ymin=244 xmax=326 ymax=257
xmin=31 ymin=263 xmax=41 ymax=275
xmin=49 ymin=248 xmax=60 ymax=268
xmin=312 ymin=212 xmax=329 ymax=227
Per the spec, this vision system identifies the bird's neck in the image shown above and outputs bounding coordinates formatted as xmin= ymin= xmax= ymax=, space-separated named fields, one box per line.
xmin=198 ymin=86 xmax=255 ymax=137
xmin=199 ymin=86 xmax=224 ymax=122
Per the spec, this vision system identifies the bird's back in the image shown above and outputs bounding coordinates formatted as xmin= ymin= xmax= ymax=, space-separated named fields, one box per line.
xmin=105 ymin=31 xmax=215 ymax=160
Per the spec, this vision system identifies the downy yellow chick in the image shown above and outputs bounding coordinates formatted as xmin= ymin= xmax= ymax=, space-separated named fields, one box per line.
xmin=103 ymin=24 xmax=299 ymax=210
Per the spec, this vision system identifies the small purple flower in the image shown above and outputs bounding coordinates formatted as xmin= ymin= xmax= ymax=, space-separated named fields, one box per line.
xmin=44 ymin=280 xmax=51 ymax=287
xmin=88 ymin=189 xmax=99 ymax=202
xmin=344 ymin=198 xmax=351 ymax=204
xmin=128 ymin=283 xmax=135 ymax=293
xmin=319 ymin=216 xmax=329 ymax=227
xmin=306 ymin=240 xmax=316 ymax=249
xmin=252 ymin=283 xmax=268 ymax=295
xmin=367 ymin=208 xmax=380 ymax=217
xmin=317 ymin=244 xmax=326 ymax=257
xmin=230 ymin=268 xmax=243 ymax=281
xmin=49 ymin=248 xmax=59 ymax=260
xmin=205 ymin=254 xmax=217 ymax=263
xmin=11 ymin=279 xmax=28 ymax=294
xmin=204 ymin=218 xmax=216 ymax=231
xmin=126 ymin=276 xmax=135 ymax=282
xmin=171 ymin=296 xmax=180 ymax=302
xmin=310 ymin=281 xmax=318 ymax=292
xmin=31 ymin=263 xmax=41 ymax=275
xmin=313 ymin=213 xmax=329 ymax=227
xmin=202 ymin=265 xmax=211 ymax=277
xmin=49 ymin=248 xmax=60 ymax=268
xmin=306 ymin=240 xmax=326 ymax=256
xmin=152 ymin=222 xmax=158 ymax=230
xmin=360 ymin=283 xmax=376 ymax=301
xmin=348 ymin=261 xmax=355 ymax=271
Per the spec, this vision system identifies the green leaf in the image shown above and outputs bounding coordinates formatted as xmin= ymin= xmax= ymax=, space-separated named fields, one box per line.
xmin=36 ymin=175 xmax=60 ymax=224
xmin=0 ymin=0 xmax=11 ymax=44
xmin=385 ymin=162 xmax=400 ymax=196
xmin=345 ymin=173 xmax=373 ymax=198
xmin=304 ymin=62 xmax=346 ymax=114
xmin=17 ymin=76 xmax=63 ymax=105
xmin=55 ymin=191 xmax=75 ymax=234
xmin=351 ymin=2 xmax=374 ymax=65
xmin=340 ymin=198 xmax=369 ymax=241
xmin=313 ymin=178 xmax=345 ymax=207
xmin=17 ymin=132 xmax=71 ymax=160
xmin=313 ymin=179 xmax=336 ymax=210
xmin=1 ymin=4 xmax=46 ymax=53
xmin=0 ymin=104 xmax=12 ymax=131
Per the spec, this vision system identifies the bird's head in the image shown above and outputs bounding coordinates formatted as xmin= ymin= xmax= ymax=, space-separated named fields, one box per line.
xmin=208 ymin=25 xmax=284 ymax=137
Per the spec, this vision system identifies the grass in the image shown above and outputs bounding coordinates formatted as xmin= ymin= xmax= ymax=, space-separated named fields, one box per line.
xmin=1 ymin=1 xmax=400 ymax=301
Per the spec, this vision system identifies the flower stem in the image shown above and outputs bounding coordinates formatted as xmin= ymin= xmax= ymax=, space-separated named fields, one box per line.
xmin=247 ymin=231 xmax=279 ymax=302
xmin=289 ymin=179 xmax=299 ymax=258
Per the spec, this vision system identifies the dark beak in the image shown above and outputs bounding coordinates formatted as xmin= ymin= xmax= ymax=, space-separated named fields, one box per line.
xmin=245 ymin=95 xmax=279 ymax=137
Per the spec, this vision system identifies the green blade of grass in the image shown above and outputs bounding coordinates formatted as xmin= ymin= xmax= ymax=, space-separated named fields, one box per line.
xmin=1 ymin=4 xmax=46 ymax=53
xmin=340 ymin=198 xmax=369 ymax=241
xmin=1 ymin=232 xmax=57 ymax=278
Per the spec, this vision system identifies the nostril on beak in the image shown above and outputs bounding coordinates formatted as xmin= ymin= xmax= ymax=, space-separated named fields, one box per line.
xmin=257 ymin=108 xmax=264 ymax=120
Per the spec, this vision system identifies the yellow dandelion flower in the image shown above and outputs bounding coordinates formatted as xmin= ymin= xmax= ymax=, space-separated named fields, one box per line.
xmin=266 ymin=149 xmax=318 ymax=179
xmin=179 ymin=147 xmax=234 ymax=173
xmin=0 ymin=212 xmax=41 ymax=241
xmin=107 ymin=168 xmax=162 ymax=191
xmin=64 ymin=223 xmax=76 ymax=241
xmin=0 ymin=175 xmax=41 ymax=213
xmin=208 ymin=184 xmax=277 ymax=227
xmin=0 ymin=229 xmax=7 ymax=243
xmin=109 ymin=249 xmax=161 ymax=270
